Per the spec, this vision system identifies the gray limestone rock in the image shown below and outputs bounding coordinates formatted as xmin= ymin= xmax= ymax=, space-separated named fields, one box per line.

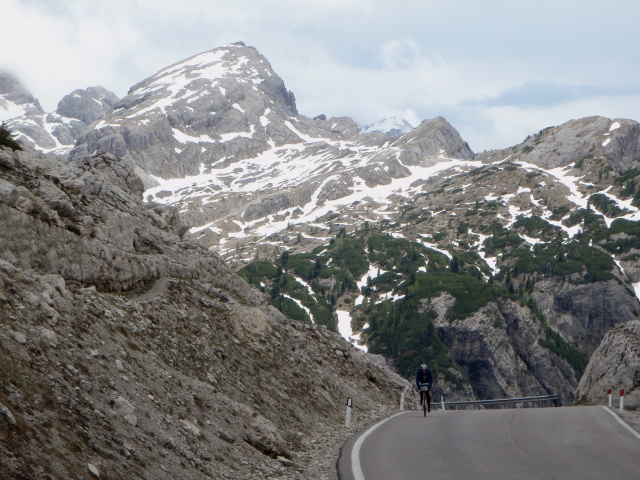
xmin=113 ymin=396 xmax=137 ymax=426
xmin=0 ymin=149 xmax=15 ymax=169
xmin=57 ymin=87 xmax=119 ymax=124
xmin=391 ymin=116 xmax=475 ymax=160
xmin=575 ymin=320 xmax=640 ymax=408
xmin=217 ymin=429 xmax=236 ymax=443
xmin=10 ymin=331 xmax=26 ymax=344
xmin=87 ymin=463 xmax=100 ymax=478
xmin=0 ymin=403 xmax=17 ymax=425
xmin=534 ymin=278 xmax=639 ymax=355
xmin=431 ymin=295 xmax=575 ymax=404
xmin=3 ymin=79 xmax=119 ymax=156
xmin=477 ymin=116 xmax=640 ymax=172
xmin=277 ymin=456 xmax=293 ymax=467
xmin=40 ymin=328 xmax=57 ymax=347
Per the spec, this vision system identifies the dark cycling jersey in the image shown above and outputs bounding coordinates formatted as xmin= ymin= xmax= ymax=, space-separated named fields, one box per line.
xmin=416 ymin=368 xmax=433 ymax=389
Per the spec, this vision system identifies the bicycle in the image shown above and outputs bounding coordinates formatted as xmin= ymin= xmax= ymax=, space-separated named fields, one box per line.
xmin=418 ymin=384 xmax=430 ymax=417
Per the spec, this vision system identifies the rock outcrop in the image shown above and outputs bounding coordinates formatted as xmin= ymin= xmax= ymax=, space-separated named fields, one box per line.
xmin=3 ymin=80 xmax=120 ymax=155
xmin=477 ymin=116 xmax=640 ymax=172
xmin=390 ymin=116 xmax=474 ymax=160
xmin=533 ymin=277 xmax=639 ymax=355
xmin=57 ymin=86 xmax=119 ymax=124
xmin=575 ymin=320 xmax=640 ymax=408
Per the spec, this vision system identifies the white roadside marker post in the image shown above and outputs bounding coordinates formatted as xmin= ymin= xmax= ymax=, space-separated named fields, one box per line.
xmin=620 ymin=389 xmax=625 ymax=413
xmin=441 ymin=396 xmax=445 ymax=411
xmin=608 ymin=389 xmax=612 ymax=408
xmin=400 ymin=387 xmax=406 ymax=411
xmin=345 ymin=397 xmax=352 ymax=428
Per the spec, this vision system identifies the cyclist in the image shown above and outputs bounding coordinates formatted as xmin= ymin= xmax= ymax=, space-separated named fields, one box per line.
xmin=416 ymin=364 xmax=433 ymax=415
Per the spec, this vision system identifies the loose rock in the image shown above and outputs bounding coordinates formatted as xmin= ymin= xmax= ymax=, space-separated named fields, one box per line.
xmin=87 ymin=463 xmax=100 ymax=478
xmin=10 ymin=331 xmax=26 ymax=344
xmin=277 ymin=456 xmax=294 ymax=467
xmin=0 ymin=403 xmax=17 ymax=425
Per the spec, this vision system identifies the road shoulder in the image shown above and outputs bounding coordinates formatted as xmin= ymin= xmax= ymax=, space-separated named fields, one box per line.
xmin=606 ymin=407 xmax=640 ymax=437
xmin=336 ymin=410 xmax=412 ymax=480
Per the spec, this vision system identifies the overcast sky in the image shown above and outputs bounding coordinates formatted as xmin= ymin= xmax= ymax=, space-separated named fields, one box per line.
xmin=3 ymin=0 xmax=640 ymax=151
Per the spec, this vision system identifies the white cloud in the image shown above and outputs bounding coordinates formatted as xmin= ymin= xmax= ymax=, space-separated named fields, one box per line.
xmin=380 ymin=39 xmax=421 ymax=69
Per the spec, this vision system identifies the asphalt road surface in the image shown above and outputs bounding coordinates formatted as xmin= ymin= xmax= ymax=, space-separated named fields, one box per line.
xmin=337 ymin=406 xmax=640 ymax=479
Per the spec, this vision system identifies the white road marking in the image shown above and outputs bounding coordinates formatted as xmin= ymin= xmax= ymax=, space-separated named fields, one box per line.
xmin=351 ymin=411 xmax=408 ymax=480
xmin=602 ymin=406 xmax=640 ymax=441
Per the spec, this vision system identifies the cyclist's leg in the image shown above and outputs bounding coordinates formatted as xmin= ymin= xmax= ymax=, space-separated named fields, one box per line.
xmin=426 ymin=391 xmax=431 ymax=411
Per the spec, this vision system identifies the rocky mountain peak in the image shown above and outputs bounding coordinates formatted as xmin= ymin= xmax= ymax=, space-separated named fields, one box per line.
xmin=123 ymin=43 xmax=298 ymax=118
xmin=390 ymin=116 xmax=475 ymax=159
xmin=56 ymin=86 xmax=120 ymax=124
xmin=3 ymin=80 xmax=119 ymax=156
xmin=361 ymin=116 xmax=414 ymax=137
xmin=0 ymin=70 xmax=43 ymax=121
xmin=67 ymin=43 xmax=361 ymax=185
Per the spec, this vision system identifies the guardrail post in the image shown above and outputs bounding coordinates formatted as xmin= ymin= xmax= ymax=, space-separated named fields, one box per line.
xmin=620 ymin=390 xmax=624 ymax=412
xmin=608 ymin=389 xmax=612 ymax=408
xmin=345 ymin=397 xmax=352 ymax=428
xmin=441 ymin=396 xmax=445 ymax=411
xmin=400 ymin=387 xmax=406 ymax=411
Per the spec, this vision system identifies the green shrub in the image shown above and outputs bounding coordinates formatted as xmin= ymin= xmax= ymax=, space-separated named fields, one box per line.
xmin=539 ymin=327 xmax=588 ymax=379
xmin=0 ymin=122 xmax=23 ymax=151
xmin=589 ymin=194 xmax=625 ymax=217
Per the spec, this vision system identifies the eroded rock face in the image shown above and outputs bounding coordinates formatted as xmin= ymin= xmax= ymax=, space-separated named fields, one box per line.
xmin=534 ymin=278 xmax=639 ymax=355
xmin=431 ymin=295 xmax=577 ymax=404
xmin=575 ymin=320 xmax=640 ymax=408
xmin=0 ymin=147 xmax=254 ymax=295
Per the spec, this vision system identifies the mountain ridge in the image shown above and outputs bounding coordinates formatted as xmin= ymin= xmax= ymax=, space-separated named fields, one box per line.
xmin=4 ymin=43 xmax=640 ymax=412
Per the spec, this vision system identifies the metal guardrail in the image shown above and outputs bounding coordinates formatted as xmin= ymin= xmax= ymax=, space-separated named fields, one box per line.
xmin=443 ymin=394 xmax=560 ymax=409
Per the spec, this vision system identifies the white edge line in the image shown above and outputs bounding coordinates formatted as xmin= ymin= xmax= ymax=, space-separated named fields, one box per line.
xmin=351 ymin=411 xmax=408 ymax=480
xmin=601 ymin=406 xmax=640 ymax=441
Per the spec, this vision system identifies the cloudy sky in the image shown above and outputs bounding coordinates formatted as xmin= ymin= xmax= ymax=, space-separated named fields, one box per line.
xmin=3 ymin=0 xmax=640 ymax=151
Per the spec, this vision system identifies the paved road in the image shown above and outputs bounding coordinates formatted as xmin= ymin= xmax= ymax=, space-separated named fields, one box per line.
xmin=338 ymin=406 xmax=640 ymax=479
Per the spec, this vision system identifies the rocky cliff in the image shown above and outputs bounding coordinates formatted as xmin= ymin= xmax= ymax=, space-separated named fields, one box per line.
xmin=575 ymin=320 xmax=640 ymax=408
xmin=0 ymin=143 xmax=413 ymax=479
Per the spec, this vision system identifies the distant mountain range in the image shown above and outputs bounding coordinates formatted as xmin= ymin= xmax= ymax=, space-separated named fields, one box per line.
xmin=360 ymin=116 xmax=414 ymax=136
xmin=4 ymin=43 xmax=640 ymax=404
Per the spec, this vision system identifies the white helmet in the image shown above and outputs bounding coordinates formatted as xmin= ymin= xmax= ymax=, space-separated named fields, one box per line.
xmin=421 ymin=364 xmax=427 ymax=369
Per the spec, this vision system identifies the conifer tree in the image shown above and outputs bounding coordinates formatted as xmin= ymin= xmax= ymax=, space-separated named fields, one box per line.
xmin=0 ymin=122 xmax=23 ymax=151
